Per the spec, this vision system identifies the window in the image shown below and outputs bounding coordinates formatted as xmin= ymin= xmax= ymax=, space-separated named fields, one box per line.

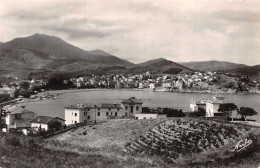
xmin=125 ymin=106 xmax=128 ymax=110
xmin=125 ymin=112 xmax=127 ymax=116
xmin=75 ymin=121 xmax=77 ymax=124
xmin=98 ymin=112 xmax=100 ymax=116
xmin=88 ymin=109 xmax=90 ymax=111
xmin=117 ymin=108 xmax=120 ymax=111
xmin=144 ymin=117 xmax=146 ymax=119
xmin=88 ymin=116 xmax=90 ymax=119
xmin=72 ymin=120 xmax=73 ymax=123
xmin=136 ymin=106 xmax=139 ymax=111
xmin=109 ymin=108 xmax=111 ymax=111
xmin=106 ymin=112 xmax=108 ymax=116
xmin=98 ymin=108 xmax=100 ymax=111
xmin=75 ymin=113 xmax=77 ymax=116
xmin=111 ymin=112 xmax=113 ymax=115
xmin=72 ymin=113 xmax=73 ymax=116
xmin=115 ymin=112 xmax=117 ymax=116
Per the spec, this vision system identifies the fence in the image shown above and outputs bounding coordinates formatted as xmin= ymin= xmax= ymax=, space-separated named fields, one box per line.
xmin=43 ymin=120 xmax=107 ymax=138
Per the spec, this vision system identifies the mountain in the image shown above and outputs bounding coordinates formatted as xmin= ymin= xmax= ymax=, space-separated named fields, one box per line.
xmin=0 ymin=34 xmax=135 ymax=79
xmin=135 ymin=58 xmax=194 ymax=74
xmin=179 ymin=61 xmax=247 ymax=72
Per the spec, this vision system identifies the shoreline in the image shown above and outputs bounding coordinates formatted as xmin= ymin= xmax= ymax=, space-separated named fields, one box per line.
xmin=43 ymin=87 xmax=260 ymax=96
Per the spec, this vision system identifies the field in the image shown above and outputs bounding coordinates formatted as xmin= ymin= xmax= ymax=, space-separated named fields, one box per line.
xmin=1 ymin=118 xmax=260 ymax=167
xmin=47 ymin=119 xmax=165 ymax=149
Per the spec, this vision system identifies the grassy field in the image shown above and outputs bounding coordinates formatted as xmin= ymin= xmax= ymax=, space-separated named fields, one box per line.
xmin=1 ymin=118 xmax=260 ymax=168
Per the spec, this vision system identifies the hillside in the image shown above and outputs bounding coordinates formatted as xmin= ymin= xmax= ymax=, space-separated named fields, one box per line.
xmin=136 ymin=58 xmax=194 ymax=74
xmin=179 ymin=61 xmax=247 ymax=72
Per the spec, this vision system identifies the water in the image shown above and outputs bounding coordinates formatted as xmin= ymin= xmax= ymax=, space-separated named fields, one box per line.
xmin=24 ymin=89 xmax=260 ymax=122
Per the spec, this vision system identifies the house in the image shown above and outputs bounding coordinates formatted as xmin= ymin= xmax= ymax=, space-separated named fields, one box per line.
xmin=189 ymin=98 xmax=209 ymax=112
xmin=5 ymin=106 xmax=36 ymax=129
xmin=121 ymin=97 xmax=143 ymax=117
xmin=206 ymin=96 xmax=225 ymax=117
xmin=149 ymin=83 xmax=155 ymax=90
xmin=31 ymin=116 xmax=65 ymax=131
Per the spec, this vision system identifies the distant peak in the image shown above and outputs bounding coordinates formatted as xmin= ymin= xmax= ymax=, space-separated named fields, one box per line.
xmin=89 ymin=49 xmax=111 ymax=56
xmin=156 ymin=58 xmax=167 ymax=61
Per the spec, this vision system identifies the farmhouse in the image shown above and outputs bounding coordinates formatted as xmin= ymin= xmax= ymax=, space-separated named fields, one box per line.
xmin=190 ymin=95 xmax=225 ymax=117
xmin=64 ymin=97 xmax=144 ymax=125
xmin=31 ymin=116 xmax=65 ymax=131
xmin=4 ymin=106 xmax=36 ymax=130
xmin=189 ymin=98 xmax=210 ymax=112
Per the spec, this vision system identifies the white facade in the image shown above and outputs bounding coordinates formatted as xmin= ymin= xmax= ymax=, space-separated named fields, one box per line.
xmin=31 ymin=123 xmax=48 ymax=130
xmin=135 ymin=113 xmax=157 ymax=120
xmin=205 ymin=96 xmax=225 ymax=117
xmin=65 ymin=104 xmax=124 ymax=125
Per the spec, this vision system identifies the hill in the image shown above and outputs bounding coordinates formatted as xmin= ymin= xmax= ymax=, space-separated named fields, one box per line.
xmin=136 ymin=58 xmax=194 ymax=74
xmin=0 ymin=34 xmax=135 ymax=79
xmin=179 ymin=61 xmax=247 ymax=72
xmin=229 ymin=64 xmax=260 ymax=80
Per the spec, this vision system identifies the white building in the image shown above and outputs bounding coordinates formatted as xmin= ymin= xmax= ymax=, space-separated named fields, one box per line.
xmin=189 ymin=98 xmax=210 ymax=112
xmin=64 ymin=103 xmax=123 ymax=125
xmin=121 ymin=97 xmax=143 ymax=117
xmin=64 ymin=97 xmax=143 ymax=125
xmin=206 ymin=96 xmax=225 ymax=117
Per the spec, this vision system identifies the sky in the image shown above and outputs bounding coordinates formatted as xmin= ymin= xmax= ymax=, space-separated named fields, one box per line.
xmin=0 ymin=0 xmax=259 ymax=65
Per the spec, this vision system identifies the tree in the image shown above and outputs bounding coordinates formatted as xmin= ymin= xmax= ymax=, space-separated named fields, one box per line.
xmin=218 ymin=103 xmax=238 ymax=119
xmin=238 ymin=107 xmax=258 ymax=120
xmin=142 ymin=107 xmax=151 ymax=113
xmin=19 ymin=82 xmax=30 ymax=91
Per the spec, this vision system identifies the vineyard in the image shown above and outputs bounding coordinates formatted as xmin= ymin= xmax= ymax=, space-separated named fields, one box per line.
xmin=126 ymin=118 xmax=252 ymax=163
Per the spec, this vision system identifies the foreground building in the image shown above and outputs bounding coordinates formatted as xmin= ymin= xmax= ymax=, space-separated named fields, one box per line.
xmin=64 ymin=97 xmax=143 ymax=125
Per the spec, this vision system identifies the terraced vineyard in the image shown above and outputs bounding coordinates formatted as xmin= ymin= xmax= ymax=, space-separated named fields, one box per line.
xmin=126 ymin=118 xmax=252 ymax=163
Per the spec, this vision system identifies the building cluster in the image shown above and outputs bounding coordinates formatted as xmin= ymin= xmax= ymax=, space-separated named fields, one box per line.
xmin=1 ymin=105 xmax=65 ymax=134
xmin=64 ymin=97 xmax=159 ymax=125
xmin=67 ymin=71 xmax=260 ymax=93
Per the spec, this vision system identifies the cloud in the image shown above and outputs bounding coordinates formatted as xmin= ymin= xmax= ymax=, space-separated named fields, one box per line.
xmin=211 ymin=10 xmax=260 ymax=23
xmin=51 ymin=27 xmax=110 ymax=39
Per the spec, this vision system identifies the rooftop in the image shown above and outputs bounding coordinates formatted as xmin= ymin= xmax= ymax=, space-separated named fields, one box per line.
xmin=121 ymin=97 xmax=143 ymax=104
xmin=31 ymin=116 xmax=65 ymax=124
xmin=65 ymin=103 xmax=122 ymax=109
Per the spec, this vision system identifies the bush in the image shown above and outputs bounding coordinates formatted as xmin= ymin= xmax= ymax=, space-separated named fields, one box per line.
xmin=4 ymin=136 xmax=21 ymax=146
xmin=189 ymin=107 xmax=206 ymax=117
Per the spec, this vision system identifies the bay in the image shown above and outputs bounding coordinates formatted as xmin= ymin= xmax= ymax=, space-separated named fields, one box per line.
xmin=24 ymin=89 xmax=260 ymax=122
